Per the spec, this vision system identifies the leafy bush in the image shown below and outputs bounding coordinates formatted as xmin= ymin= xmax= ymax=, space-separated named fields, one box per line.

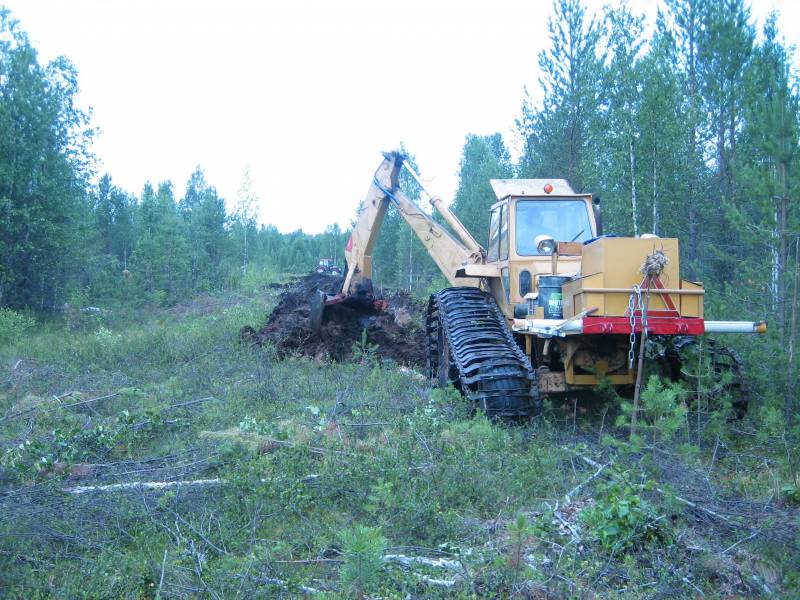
xmin=0 ymin=308 xmax=36 ymax=348
xmin=351 ymin=328 xmax=379 ymax=364
xmin=781 ymin=483 xmax=800 ymax=506
xmin=580 ymin=475 xmax=665 ymax=553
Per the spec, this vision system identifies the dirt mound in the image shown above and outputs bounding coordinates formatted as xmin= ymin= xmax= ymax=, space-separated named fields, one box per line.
xmin=245 ymin=273 xmax=427 ymax=367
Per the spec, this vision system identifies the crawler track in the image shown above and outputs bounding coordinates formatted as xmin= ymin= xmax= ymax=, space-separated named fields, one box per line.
xmin=426 ymin=287 xmax=539 ymax=419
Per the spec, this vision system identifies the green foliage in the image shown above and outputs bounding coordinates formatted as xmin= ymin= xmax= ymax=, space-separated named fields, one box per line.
xmin=781 ymin=483 xmax=800 ymax=506
xmin=581 ymin=474 xmax=665 ymax=553
xmin=1 ymin=269 xmax=797 ymax=596
xmin=451 ymin=133 xmax=514 ymax=242
xmin=506 ymin=513 xmax=535 ymax=571
xmin=338 ymin=525 xmax=387 ymax=597
xmin=2 ymin=1 xmax=800 ymax=595
xmin=518 ymin=0 xmax=601 ymax=190
xmin=616 ymin=376 xmax=688 ymax=449
xmin=0 ymin=308 xmax=35 ymax=348
xmin=0 ymin=10 xmax=95 ymax=311
xmin=351 ymin=328 xmax=379 ymax=364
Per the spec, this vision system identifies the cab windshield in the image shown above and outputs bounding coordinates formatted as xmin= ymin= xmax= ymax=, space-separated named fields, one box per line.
xmin=516 ymin=199 xmax=593 ymax=255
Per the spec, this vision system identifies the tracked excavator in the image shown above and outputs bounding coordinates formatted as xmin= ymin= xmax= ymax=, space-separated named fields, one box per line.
xmin=311 ymin=151 xmax=766 ymax=418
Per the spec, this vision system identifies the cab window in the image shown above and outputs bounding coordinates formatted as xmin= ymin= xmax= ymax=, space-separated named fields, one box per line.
xmin=500 ymin=204 xmax=509 ymax=260
xmin=516 ymin=199 xmax=593 ymax=255
xmin=487 ymin=206 xmax=501 ymax=262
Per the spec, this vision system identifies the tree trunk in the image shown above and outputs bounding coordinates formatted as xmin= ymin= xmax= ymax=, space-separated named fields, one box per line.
xmin=652 ymin=140 xmax=658 ymax=235
xmin=686 ymin=2 xmax=699 ymax=279
xmin=630 ymin=138 xmax=639 ymax=236
xmin=786 ymin=236 xmax=798 ymax=423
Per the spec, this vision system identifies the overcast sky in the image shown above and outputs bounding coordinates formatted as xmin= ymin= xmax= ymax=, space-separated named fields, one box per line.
xmin=4 ymin=0 xmax=799 ymax=233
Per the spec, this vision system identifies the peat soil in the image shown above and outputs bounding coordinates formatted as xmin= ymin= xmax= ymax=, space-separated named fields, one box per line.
xmin=244 ymin=273 xmax=427 ymax=366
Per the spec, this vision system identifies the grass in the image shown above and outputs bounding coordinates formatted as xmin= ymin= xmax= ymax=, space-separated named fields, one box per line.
xmin=0 ymin=270 xmax=798 ymax=598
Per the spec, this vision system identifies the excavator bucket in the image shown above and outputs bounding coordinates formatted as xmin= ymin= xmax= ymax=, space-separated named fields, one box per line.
xmin=310 ymin=289 xmax=327 ymax=336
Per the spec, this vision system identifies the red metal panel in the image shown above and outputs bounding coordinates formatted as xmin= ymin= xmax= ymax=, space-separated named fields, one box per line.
xmin=582 ymin=316 xmax=705 ymax=335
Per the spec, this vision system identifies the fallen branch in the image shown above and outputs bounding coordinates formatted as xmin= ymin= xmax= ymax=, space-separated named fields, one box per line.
xmin=251 ymin=576 xmax=321 ymax=595
xmin=255 ymin=553 xmax=464 ymax=590
xmin=1 ymin=392 xmax=119 ymax=423
xmin=165 ymin=396 xmax=217 ymax=411
xmin=156 ymin=548 xmax=168 ymax=600
xmin=547 ymin=501 xmax=581 ymax=542
xmin=64 ymin=473 xmax=320 ymax=495
xmin=383 ymin=554 xmax=462 ymax=571
xmin=65 ymin=478 xmax=223 ymax=494
xmin=564 ymin=461 xmax=608 ymax=504
xmin=200 ymin=429 xmax=349 ymax=456
xmin=720 ymin=530 xmax=760 ymax=555
xmin=415 ymin=574 xmax=459 ymax=587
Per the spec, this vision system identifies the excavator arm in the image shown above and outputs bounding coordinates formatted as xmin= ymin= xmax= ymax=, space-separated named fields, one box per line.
xmin=342 ymin=151 xmax=481 ymax=298
xmin=310 ymin=151 xmax=482 ymax=333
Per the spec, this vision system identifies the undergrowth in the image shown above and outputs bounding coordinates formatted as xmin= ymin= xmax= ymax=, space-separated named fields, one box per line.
xmin=0 ymin=273 xmax=797 ymax=598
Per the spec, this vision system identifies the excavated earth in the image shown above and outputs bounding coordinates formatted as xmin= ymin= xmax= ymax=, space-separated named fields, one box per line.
xmin=244 ymin=273 xmax=427 ymax=366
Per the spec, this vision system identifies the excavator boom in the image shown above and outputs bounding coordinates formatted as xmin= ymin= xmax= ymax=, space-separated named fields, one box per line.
xmin=310 ymin=151 xmax=483 ymax=335
xmin=341 ymin=151 xmax=480 ymax=300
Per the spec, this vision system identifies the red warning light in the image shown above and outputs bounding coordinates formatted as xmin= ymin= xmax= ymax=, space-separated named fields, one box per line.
xmin=544 ymin=183 xmax=553 ymax=194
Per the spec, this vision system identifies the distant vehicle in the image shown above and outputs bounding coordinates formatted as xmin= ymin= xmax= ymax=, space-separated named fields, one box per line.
xmin=316 ymin=258 xmax=342 ymax=276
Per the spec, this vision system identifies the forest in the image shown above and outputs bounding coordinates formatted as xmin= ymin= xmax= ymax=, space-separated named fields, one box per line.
xmin=2 ymin=0 xmax=800 ymax=597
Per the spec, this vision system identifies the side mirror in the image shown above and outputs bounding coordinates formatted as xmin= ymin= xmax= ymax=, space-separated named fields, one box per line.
xmin=592 ymin=196 xmax=603 ymax=236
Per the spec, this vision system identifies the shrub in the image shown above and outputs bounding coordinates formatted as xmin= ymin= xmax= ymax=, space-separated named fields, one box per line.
xmin=0 ymin=308 xmax=36 ymax=348
xmin=580 ymin=475 xmax=665 ymax=553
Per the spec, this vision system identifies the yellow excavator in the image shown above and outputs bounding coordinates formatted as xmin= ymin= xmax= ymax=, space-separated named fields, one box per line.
xmin=312 ymin=151 xmax=766 ymax=418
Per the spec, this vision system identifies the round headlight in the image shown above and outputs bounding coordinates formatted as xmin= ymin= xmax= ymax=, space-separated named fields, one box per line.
xmin=535 ymin=234 xmax=557 ymax=255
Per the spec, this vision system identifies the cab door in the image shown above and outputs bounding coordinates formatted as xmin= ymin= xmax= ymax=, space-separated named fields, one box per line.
xmin=487 ymin=203 xmax=511 ymax=313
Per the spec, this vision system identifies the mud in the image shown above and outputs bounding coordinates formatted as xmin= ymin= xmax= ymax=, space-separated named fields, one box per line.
xmin=244 ymin=273 xmax=427 ymax=367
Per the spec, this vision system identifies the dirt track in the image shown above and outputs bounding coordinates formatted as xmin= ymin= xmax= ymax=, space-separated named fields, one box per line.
xmin=245 ymin=273 xmax=427 ymax=366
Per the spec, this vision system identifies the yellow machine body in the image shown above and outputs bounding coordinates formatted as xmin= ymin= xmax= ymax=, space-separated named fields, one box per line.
xmin=334 ymin=152 xmax=760 ymax=406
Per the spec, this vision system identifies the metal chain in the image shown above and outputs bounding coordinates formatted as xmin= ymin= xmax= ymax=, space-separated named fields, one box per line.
xmin=628 ymin=284 xmax=645 ymax=368
xmin=628 ymin=290 xmax=637 ymax=368
xmin=628 ymin=284 xmax=650 ymax=369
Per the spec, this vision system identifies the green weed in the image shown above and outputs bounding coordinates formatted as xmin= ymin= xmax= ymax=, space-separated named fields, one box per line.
xmin=580 ymin=473 xmax=665 ymax=553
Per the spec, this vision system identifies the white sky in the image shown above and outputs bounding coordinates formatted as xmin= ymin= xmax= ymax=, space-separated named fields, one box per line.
xmin=4 ymin=0 xmax=799 ymax=233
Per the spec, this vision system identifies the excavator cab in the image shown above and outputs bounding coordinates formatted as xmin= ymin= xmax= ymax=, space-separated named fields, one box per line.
xmin=484 ymin=180 xmax=598 ymax=320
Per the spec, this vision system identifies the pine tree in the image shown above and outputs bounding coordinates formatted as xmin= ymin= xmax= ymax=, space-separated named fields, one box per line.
xmin=662 ymin=0 xmax=707 ymax=278
xmin=518 ymin=0 xmax=601 ymax=191
xmin=599 ymin=4 xmax=646 ymax=236
xmin=181 ymin=166 xmax=228 ymax=290
xmin=451 ymin=133 xmax=513 ymax=243
xmin=635 ymin=18 xmax=685 ymax=237
xmin=130 ymin=181 xmax=190 ymax=303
